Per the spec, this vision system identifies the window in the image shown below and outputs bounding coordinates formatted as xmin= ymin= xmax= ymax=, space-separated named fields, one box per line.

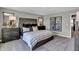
xmin=50 ymin=16 xmax=62 ymax=31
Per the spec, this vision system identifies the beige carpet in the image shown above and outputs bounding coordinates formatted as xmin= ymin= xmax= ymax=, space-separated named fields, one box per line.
xmin=0 ymin=36 xmax=74 ymax=51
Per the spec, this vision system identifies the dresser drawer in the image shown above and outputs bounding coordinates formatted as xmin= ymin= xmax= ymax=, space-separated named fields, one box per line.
xmin=2 ymin=28 xmax=20 ymax=43
xmin=4 ymin=32 xmax=19 ymax=34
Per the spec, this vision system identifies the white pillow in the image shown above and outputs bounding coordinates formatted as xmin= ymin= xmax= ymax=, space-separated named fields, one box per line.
xmin=23 ymin=27 xmax=30 ymax=32
xmin=32 ymin=26 xmax=38 ymax=31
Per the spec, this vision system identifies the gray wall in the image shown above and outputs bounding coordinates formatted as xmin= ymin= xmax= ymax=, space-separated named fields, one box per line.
xmin=0 ymin=8 xmax=39 ymax=40
xmin=0 ymin=7 xmax=79 ymax=39
xmin=44 ymin=11 xmax=78 ymax=38
xmin=19 ymin=18 xmax=37 ymax=28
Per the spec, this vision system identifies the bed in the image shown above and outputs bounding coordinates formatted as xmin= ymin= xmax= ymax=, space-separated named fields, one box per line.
xmin=22 ymin=30 xmax=54 ymax=51
xmin=20 ymin=24 xmax=54 ymax=50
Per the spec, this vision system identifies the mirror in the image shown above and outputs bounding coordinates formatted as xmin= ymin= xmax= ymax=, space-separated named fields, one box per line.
xmin=3 ymin=12 xmax=16 ymax=28
xmin=37 ymin=17 xmax=44 ymax=26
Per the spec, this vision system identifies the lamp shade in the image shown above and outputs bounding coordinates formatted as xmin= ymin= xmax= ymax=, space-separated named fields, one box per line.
xmin=9 ymin=16 xmax=16 ymax=20
xmin=39 ymin=18 xmax=43 ymax=22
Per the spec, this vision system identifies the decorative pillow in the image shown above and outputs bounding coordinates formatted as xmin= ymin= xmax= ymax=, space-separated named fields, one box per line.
xmin=32 ymin=26 xmax=38 ymax=31
xmin=23 ymin=27 xmax=30 ymax=32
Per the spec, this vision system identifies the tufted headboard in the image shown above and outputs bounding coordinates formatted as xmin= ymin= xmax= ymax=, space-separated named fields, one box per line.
xmin=23 ymin=24 xmax=37 ymax=27
xmin=19 ymin=18 xmax=37 ymax=28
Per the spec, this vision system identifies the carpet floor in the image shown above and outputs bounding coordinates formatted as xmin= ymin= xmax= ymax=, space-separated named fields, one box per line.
xmin=0 ymin=36 xmax=74 ymax=51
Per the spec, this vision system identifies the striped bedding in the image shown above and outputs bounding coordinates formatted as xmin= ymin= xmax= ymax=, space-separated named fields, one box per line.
xmin=22 ymin=30 xmax=54 ymax=50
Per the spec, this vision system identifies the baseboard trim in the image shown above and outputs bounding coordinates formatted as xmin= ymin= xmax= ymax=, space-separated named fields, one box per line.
xmin=57 ymin=34 xmax=71 ymax=38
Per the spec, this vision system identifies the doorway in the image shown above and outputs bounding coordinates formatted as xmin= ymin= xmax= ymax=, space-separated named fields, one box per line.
xmin=71 ymin=14 xmax=76 ymax=37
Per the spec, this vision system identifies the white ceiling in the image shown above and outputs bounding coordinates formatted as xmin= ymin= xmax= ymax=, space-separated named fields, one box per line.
xmin=5 ymin=7 xmax=79 ymax=16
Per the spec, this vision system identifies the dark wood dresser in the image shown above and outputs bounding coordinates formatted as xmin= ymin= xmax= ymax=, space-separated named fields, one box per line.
xmin=2 ymin=28 xmax=20 ymax=43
